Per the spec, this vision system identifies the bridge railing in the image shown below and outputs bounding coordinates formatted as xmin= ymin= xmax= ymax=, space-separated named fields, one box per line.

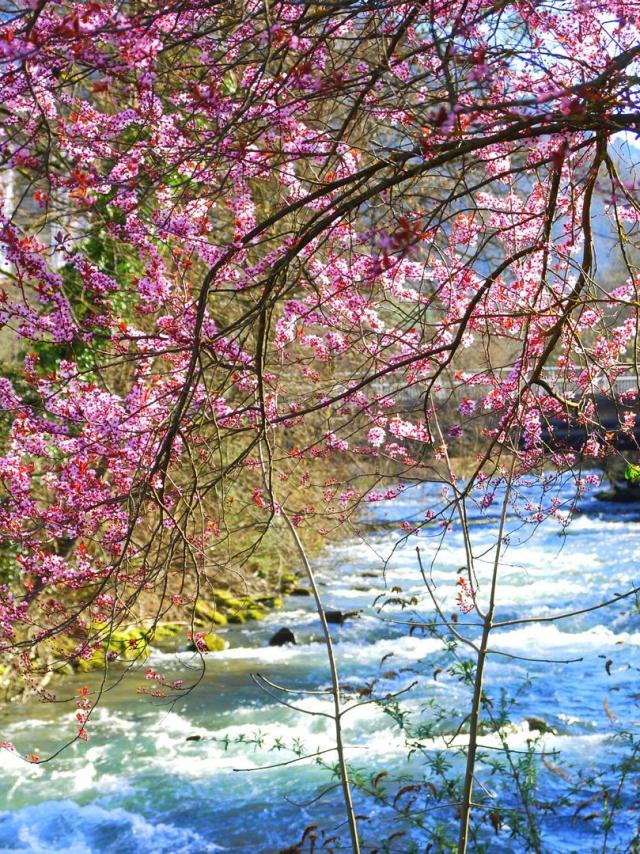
xmin=368 ymin=365 xmax=640 ymax=408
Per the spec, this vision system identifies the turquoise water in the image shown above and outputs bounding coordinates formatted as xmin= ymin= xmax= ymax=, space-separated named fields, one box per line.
xmin=0 ymin=479 xmax=638 ymax=852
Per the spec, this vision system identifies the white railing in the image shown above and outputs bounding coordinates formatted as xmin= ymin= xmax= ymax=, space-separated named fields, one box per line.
xmin=370 ymin=366 xmax=640 ymax=406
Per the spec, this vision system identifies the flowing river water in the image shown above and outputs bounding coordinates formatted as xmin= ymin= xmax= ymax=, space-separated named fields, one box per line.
xmin=0 ymin=478 xmax=638 ymax=853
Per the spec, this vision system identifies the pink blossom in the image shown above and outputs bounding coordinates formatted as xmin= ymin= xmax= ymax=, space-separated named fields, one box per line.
xmin=459 ymin=398 xmax=476 ymax=417
xmin=367 ymin=427 xmax=386 ymax=447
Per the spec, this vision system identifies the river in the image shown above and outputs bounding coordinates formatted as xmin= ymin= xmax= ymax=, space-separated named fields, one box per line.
xmin=0 ymin=477 xmax=638 ymax=853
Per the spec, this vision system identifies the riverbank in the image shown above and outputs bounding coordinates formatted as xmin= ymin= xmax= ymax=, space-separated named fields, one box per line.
xmin=5 ymin=452 xmax=635 ymax=702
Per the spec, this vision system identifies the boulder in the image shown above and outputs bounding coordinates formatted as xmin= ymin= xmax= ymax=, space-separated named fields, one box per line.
xmin=289 ymin=587 xmax=312 ymax=597
xmin=525 ymin=716 xmax=556 ymax=735
xmin=269 ymin=627 xmax=296 ymax=646
xmin=324 ymin=610 xmax=360 ymax=625
xmin=256 ymin=595 xmax=283 ymax=608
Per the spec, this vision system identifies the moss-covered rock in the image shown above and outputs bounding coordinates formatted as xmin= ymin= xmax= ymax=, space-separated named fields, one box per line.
xmin=98 ymin=625 xmax=151 ymax=666
xmin=280 ymin=572 xmax=299 ymax=593
xmin=187 ymin=632 xmax=226 ymax=652
xmin=201 ymin=632 xmax=226 ymax=652
xmin=52 ymin=585 xmax=286 ymax=673
xmin=111 ymin=626 xmax=150 ymax=655
xmin=256 ymin=595 xmax=283 ymax=608
xmin=213 ymin=589 xmax=249 ymax=612
xmin=212 ymin=589 xmax=238 ymax=607
xmin=152 ymin=622 xmax=183 ymax=641
xmin=194 ymin=600 xmax=228 ymax=626
xmin=52 ymin=624 xmax=152 ymax=672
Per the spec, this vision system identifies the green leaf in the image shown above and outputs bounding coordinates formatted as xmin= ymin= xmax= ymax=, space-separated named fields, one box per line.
xmin=624 ymin=464 xmax=640 ymax=483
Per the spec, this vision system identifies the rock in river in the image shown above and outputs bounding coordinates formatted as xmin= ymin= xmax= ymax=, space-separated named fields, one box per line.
xmin=268 ymin=627 xmax=296 ymax=646
xmin=525 ymin=716 xmax=556 ymax=734
xmin=324 ymin=610 xmax=359 ymax=625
